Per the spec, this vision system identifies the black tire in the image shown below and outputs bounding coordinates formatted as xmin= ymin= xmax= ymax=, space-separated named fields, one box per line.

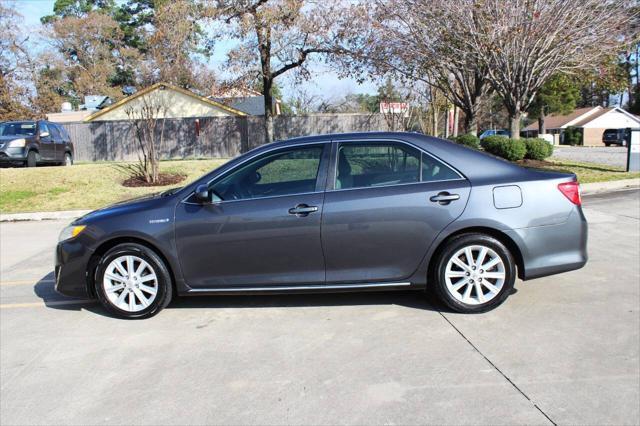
xmin=64 ymin=152 xmax=73 ymax=166
xmin=431 ymin=233 xmax=516 ymax=313
xmin=26 ymin=151 xmax=37 ymax=167
xmin=604 ymin=143 xmax=610 ymax=147
xmin=94 ymin=243 xmax=173 ymax=319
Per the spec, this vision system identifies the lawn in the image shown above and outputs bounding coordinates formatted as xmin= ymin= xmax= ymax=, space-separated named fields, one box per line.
xmin=0 ymin=159 xmax=228 ymax=214
xmin=0 ymin=157 xmax=638 ymax=214
xmin=528 ymin=159 xmax=640 ymax=184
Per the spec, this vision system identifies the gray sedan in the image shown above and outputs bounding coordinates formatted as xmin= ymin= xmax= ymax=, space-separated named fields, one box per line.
xmin=55 ymin=132 xmax=587 ymax=319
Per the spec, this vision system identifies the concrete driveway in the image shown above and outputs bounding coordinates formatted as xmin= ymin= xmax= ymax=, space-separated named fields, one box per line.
xmin=1 ymin=190 xmax=639 ymax=425
xmin=552 ymin=146 xmax=628 ymax=168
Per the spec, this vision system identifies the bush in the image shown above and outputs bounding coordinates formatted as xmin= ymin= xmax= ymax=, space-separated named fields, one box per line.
xmin=453 ymin=133 xmax=481 ymax=149
xmin=480 ymin=136 xmax=527 ymax=161
xmin=524 ymin=138 xmax=554 ymax=160
xmin=563 ymin=126 xmax=583 ymax=146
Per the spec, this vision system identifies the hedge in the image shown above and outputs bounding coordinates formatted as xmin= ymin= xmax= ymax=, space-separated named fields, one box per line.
xmin=480 ymin=136 xmax=527 ymax=161
xmin=524 ymin=138 xmax=554 ymax=160
xmin=453 ymin=133 xmax=481 ymax=149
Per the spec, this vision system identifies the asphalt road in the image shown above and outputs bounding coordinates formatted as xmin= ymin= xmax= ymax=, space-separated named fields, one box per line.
xmin=552 ymin=146 xmax=628 ymax=168
xmin=1 ymin=190 xmax=639 ymax=425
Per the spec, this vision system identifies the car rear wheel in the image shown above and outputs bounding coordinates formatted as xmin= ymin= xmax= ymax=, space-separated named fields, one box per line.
xmin=94 ymin=243 xmax=172 ymax=319
xmin=26 ymin=151 xmax=37 ymax=167
xmin=432 ymin=234 xmax=516 ymax=313
xmin=64 ymin=153 xmax=73 ymax=166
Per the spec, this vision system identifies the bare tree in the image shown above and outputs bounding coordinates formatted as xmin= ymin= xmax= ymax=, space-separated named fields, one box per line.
xmin=122 ymin=94 xmax=168 ymax=184
xmin=207 ymin=0 xmax=351 ymax=143
xmin=453 ymin=0 xmax=632 ymax=138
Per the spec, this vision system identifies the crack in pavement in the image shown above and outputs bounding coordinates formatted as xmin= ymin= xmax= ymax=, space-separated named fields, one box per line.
xmin=439 ymin=312 xmax=557 ymax=426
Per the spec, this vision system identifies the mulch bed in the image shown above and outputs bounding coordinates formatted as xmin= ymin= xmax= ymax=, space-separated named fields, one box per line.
xmin=122 ymin=173 xmax=187 ymax=187
xmin=517 ymin=159 xmax=555 ymax=168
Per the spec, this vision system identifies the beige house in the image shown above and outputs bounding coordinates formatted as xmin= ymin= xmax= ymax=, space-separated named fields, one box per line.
xmin=523 ymin=106 xmax=640 ymax=146
xmin=84 ymin=83 xmax=246 ymax=122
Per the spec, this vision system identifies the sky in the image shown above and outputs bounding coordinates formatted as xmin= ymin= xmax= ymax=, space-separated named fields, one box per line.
xmin=13 ymin=0 xmax=378 ymax=101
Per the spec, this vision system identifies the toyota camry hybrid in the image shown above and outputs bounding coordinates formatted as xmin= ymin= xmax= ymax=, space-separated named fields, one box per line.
xmin=55 ymin=132 xmax=588 ymax=318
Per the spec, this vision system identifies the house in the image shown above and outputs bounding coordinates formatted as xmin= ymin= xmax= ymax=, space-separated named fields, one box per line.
xmin=522 ymin=106 xmax=640 ymax=146
xmin=210 ymin=87 xmax=281 ymax=116
xmin=84 ymin=83 xmax=246 ymax=122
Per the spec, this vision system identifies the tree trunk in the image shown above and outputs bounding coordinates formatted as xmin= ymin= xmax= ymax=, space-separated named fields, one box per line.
xmin=462 ymin=103 xmax=479 ymax=135
xmin=262 ymin=76 xmax=274 ymax=144
xmin=538 ymin=112 xmax=546 ymax=135
xmin=509 ymin=112 xmax=521 ymax=139
xmin=452 ymin=106 xmax=459 ymax=137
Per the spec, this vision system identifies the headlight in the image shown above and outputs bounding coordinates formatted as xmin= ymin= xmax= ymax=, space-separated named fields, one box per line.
xmin=7 ymin=138 xmax=26 ymax=148
xmin=58 ymin=225 xmax=86 ymax=242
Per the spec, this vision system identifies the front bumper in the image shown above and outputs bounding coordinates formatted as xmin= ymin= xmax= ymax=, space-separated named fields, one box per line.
xmin=55 ymin=239 xmax=94 ymax=299
xmin=0 ymin=147 xmax=28 ymax=162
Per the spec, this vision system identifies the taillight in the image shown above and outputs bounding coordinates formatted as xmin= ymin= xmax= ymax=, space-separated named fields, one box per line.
xmin=558 ymin=181 xmax=581 ymax=206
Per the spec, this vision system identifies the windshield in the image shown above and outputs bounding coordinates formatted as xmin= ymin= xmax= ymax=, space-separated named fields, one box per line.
xmin=0 ymin=122 xmax=36 ymax=137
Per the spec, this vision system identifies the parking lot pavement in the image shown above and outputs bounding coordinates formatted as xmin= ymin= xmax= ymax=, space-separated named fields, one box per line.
xmin=1 ymin=190 xmax=638 ymax=425
xmin=552 ymin=146 xmax=628 ymax=168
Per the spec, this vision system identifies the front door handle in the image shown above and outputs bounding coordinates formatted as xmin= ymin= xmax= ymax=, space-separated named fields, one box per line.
xmin=430 ymin=192 xmax=460 ymax=205
xmin=288 ymin=204 xmax=318 ymax=216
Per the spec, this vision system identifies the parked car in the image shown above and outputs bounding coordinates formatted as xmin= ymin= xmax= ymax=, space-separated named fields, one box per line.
xmin=479 ymin=129 xmax=510 ymax=140
xmin=0 ymin=120 xmax=74 ymax=167
xmin=55 ymin=132 xmax=588 ymax=318
xmin=602 ymin=128 xmax=628 ymax=147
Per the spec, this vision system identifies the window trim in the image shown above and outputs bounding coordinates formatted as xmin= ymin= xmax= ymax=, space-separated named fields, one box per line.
xmin=328 ymin=138 xmax=466 ymax=192
xmin=182 ymin=141 xmax=330 ymax=205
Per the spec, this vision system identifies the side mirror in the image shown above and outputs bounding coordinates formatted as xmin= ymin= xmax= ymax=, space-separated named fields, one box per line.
xmin=40 ymin=131 xmax=50 ymax=138
xmin=194 ymin=184 xmax=210 ymax=203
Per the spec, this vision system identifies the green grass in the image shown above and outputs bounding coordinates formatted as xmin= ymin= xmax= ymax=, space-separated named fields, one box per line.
xmin=531 ymin=159 xmax=640 ymax=184
xmin=0 ymin=159 xmax=228 ymax=214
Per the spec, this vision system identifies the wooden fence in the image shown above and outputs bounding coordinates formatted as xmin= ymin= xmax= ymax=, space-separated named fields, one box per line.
xmin=60 ymin=114 xmax=389 ymax=162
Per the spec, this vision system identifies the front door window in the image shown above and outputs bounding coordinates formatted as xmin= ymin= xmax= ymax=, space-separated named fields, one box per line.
xmin=211 ymin=146 xmax=324 ymax=201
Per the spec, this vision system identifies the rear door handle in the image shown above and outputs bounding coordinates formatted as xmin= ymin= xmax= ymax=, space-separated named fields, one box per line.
xmin=288 ymin=204 xmax=318 ymax=216
xmin=430 ymin=192 xmax=460 ymax=205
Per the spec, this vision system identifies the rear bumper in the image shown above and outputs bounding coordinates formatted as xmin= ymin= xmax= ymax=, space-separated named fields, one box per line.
xmin=506 ymin=207 xmax=588 ymax=280
xmin=55 ymin=239 xmax=93 ymax=299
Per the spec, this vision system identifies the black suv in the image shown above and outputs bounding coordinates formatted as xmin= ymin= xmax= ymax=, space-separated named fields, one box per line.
xmin=0 ymin=120 xmax=74 ymax=167
xmin=602 ymin=128 xmax=629 ymax=147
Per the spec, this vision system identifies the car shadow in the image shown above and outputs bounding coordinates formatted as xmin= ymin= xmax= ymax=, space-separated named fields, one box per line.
xmin=33 ymin=272 xmax=452 ymax=318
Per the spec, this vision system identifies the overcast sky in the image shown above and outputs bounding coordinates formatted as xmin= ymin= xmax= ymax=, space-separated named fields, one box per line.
xmin=14 ymin=0 xmax=378 ymax=100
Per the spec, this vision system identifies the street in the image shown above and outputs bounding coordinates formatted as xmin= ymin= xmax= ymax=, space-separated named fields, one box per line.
xmin=1 ymin=189 xmax=639 ymax=425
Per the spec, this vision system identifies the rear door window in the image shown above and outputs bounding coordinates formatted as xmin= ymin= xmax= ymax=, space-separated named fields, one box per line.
xmin=336 ymin=143 xmax=420 ymax=189
xmin=335 ymin=142 xmax=461 ymax=189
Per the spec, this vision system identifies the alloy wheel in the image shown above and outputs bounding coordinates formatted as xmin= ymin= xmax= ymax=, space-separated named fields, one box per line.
xmin=103 ymin=255 xmax=158 ymax=312
xmin=444 ymin=244 xmax=506 ymax=305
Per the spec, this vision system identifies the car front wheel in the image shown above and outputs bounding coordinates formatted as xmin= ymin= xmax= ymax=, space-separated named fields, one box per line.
xmin=432 ymin=234 xmax=516 ymax=313
xmin=26 ymin=150 xmax=37 ymax=167
xmin=94 ymin=243 xmax=173 ymax=319
xmin=64 ymin=153 xmax=73 ymax=166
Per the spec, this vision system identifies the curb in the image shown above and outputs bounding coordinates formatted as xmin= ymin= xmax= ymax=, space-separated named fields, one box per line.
xmin=581 ymin=178 xmax=639 ymax=195
xmin=1 ymin=179 xmax=638 ymax=222
xmin=0 ymin=210 xmax=91 ymax=223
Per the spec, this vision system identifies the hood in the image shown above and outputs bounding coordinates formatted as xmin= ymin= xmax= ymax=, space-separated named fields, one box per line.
xmin=75 ymin=191 xmax=166 ymax=224
xmin=0 ymin=135 xmax=33 ymax=142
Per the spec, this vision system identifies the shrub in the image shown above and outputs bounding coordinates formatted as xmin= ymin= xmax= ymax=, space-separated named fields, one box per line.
xmin=453 ymin=133 xmax=481 ymax=149
xmin=563 ymin=126 xmax=583 ymax=146
xmin=524 ymin=138 xmax=554 ymax=160
xmin=480 ymin=136 xmax=526 ymax=161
